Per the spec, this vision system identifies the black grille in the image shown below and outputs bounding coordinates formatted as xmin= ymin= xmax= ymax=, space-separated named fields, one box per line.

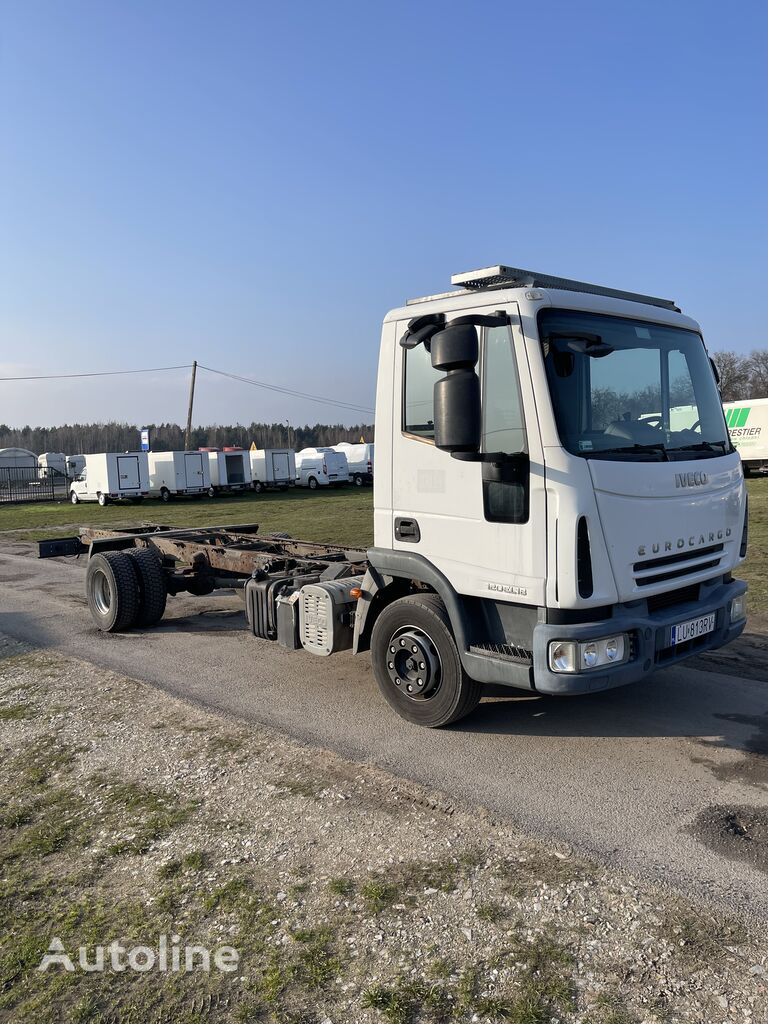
xmin=633 ymin=543 xmax=723 ymax=574
xmin=647 ymin=583 xmax=700 ymax=614
xmin=469 ymin=643 xmax=533 ymax=664
xmin=636 ymin=559 xmax=722 ymax=587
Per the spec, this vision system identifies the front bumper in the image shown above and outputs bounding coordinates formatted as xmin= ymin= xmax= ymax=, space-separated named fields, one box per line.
xmin=532 ymin=576 xmax=747 ymax=695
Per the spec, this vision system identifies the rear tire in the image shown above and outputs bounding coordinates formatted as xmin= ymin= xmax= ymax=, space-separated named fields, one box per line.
xmin=253 ymin=480 xmax=263 ymax=494
xmin=370 ymin=593 xmax=482 ymax=727
xmin=354 ymin=474 xmax=363 ymax=487
xmin=129 ymin=548 xmax=167 ymax=626
xmin=207 ymin=486 xmax=215 ymax=498
xmin=308 ymin=477 xmax=318 ymax=490
xmin=160 ymin=488 xmax=171 ymax=503
xmin=86 ymin=551 xmax=139 ymax=632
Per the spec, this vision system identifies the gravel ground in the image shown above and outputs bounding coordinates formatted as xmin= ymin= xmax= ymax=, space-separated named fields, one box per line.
xmin=1 ymin=632 xmax=767 ymax=1024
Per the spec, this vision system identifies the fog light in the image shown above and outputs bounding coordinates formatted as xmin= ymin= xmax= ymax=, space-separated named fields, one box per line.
xmin=582 ymin=643 xmax=598 ymax=668
xmin=730 ymin=594 xmax=747 ymax=623
xmin=548 ymin=641 xmax=577 ymax=673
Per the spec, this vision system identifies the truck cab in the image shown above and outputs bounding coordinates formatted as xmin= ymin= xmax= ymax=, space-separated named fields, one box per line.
xmin=355 ymin=266 xmax=747 ymax=724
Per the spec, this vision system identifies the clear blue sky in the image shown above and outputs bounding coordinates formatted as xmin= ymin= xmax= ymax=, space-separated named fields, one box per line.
xmin=1 ymin=0 xmax=766 ymax=428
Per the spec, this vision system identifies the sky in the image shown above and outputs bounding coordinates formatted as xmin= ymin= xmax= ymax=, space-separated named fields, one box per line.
xmin=1 ymin=0 xmax=766 ymax=429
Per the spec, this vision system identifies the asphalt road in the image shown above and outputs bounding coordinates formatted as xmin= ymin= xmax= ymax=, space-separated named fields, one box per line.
xmin=2 ymin=542 xmax=768 ymax=919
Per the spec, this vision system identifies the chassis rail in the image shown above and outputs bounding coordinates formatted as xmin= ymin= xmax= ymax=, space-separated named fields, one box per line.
xmin=38 ymin=522 xmax=369 ymax=587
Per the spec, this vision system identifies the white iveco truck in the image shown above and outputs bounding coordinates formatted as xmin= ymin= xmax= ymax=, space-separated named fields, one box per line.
xmin=40 ymin=266 xmax=748 ymax=727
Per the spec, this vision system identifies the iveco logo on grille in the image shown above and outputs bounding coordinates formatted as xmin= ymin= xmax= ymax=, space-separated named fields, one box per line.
xmin=675 ymin=471 xmax=708 ymax=488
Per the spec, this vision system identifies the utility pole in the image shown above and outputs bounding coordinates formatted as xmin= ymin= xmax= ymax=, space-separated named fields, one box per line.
xmin=185 ymin=360 xmax=197 ymax=450
xmin=285 ymin=418 xmax=292 ymax=448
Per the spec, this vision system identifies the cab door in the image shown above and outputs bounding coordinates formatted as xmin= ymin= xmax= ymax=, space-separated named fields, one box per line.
xmin=390 ymin=303 xmax=546 ymax=607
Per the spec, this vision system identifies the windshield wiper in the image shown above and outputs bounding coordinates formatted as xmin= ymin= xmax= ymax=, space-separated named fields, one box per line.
xmin=592 ymin=444 xmax=670 ymax=460
xmin=667 ymin=440 xmax=729 ymax=454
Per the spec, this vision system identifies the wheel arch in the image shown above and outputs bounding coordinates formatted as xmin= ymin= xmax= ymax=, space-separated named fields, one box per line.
xmin=353 ymin=549 xmax=472 ymax=656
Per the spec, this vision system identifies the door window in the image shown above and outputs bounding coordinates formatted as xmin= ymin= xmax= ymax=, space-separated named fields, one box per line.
xmin=403 ymin=341 xmax=440 ymax=440
xmin=482 ymin=326 xmax=528 ymax=523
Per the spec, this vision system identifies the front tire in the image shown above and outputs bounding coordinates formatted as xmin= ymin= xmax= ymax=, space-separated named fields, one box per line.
xmin=160 ymin=488 xmax=171 ymax=503
xmin=253 ymin=480 xmax=263 ymax=494
xmin=370 ymin=594 xmax=482 ymax=727
xmin=97 ymin=492 xmax=108 ymax=507
xmin=207 ymin=486 xmax=215 ymax=498
xmin=86 ymin=551 xmax=139 ymax=632
xmin=70 ymin=491 xmax=79 ymax=505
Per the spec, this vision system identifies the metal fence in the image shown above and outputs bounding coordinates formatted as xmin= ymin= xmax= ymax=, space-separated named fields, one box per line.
xmin=0 ymin=467 xmax=69 ymax=504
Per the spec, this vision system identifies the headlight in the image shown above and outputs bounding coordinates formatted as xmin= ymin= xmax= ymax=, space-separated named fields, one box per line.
xmin=548 ymin=634 xmax=629 ymax=673
xmin=730 ymin=594 xmax=747 ymax=623
xmin=549 ymin=641 xmax=577 ymax=673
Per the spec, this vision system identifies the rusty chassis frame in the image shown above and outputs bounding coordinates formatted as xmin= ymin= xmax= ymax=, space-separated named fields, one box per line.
xmin=38 ymin=523 xmax=368 ymax=596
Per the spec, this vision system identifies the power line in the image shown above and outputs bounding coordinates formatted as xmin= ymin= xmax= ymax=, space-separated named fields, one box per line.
xmin=198 ymin=364 xmax=374 ymax=415
xmin=0 ymin=360 xmax=375 ymax=417
xmin=0 ymin=365 xmax=190 ymax=381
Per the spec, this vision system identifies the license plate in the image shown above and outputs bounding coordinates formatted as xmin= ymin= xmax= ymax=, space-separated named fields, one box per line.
xmin=670 ymin=612 xmax=716 ymax=645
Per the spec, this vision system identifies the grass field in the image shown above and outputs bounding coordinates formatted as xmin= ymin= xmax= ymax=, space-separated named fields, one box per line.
xmin=1 ymin=477 xmax=766 ymax=617
xmin=0 ymin=487 xmax=375 ymax=550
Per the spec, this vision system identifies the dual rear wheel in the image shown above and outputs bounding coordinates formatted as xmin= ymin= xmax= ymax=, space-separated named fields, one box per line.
xmin=86 ymin=549 xmax=167 ymax=632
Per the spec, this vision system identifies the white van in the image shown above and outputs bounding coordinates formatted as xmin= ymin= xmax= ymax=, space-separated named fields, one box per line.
xmin=147 ymin=451 xmax=212 ymax=501
xmin=332 ymin=442 xmax=374 ymax=486
xmin=249 ymin=448 xmax=296 ymax=492
xmin=69 ymin=453 xmax=150 ymax=506
xmin=295 ymin=448 xmax=350 ymax=489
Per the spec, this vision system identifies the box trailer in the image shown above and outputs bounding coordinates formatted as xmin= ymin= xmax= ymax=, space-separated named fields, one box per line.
xmin=148 ymin=451 xmax=212 ymax=501
xmin=332 ymin=442 xmax=374 ymax=486
xmin=69 ymin=453 xmax=149 ymax=506
xmin=723 ymin=398 xmax=768 ymax=475
xmin=295 ymin=448 xmax=349 ymax=488
xmin=41 ymin=263 xmax=748 ymax=729
xmin=204 ymin=449 xmax=252 ymax=493
xmin=249 ymin=448 xmax=296 ymax=492
xmin=38 ymin=452 xmax=67 ymax=478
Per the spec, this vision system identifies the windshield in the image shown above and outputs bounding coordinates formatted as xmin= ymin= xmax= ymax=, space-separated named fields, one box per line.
xmin=539 ymin=308 xmax=731 ymax=460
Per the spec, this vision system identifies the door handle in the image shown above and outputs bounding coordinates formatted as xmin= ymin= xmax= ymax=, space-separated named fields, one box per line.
xmin=395 ymin=517 xmax=421 ymax=543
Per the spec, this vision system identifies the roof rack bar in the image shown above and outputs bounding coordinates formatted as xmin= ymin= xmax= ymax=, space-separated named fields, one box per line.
xmin=450 ymin=265 xmax=679 ymax=311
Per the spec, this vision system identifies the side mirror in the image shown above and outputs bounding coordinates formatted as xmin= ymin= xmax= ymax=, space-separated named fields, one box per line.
xmin=710 ymin=357 xmax=721 ymax=388
xmin=431 ymin=324 xmax=481 ymax=453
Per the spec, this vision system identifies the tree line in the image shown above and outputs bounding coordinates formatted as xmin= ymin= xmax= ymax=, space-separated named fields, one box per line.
xmin=711 ymin=350 xmax=768 ymax=403
xmin=0 ymin=421 xmax=375 ymax=456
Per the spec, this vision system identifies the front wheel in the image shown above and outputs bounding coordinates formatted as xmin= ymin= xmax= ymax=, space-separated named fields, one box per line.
xmin=207 ymin=486 xmax=215 ymax=498
xmin=253 ymin=480 xmax=263 ymax=494
xmin=160 ymin=488 xmax=171 ymax=503
xmin=97 ymin=492 xmax=108 ymax=507
xmin=370 ymin=594 xmax=482 ymax=727
xmin=70 ymin=491 xmax=79 ymax=505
